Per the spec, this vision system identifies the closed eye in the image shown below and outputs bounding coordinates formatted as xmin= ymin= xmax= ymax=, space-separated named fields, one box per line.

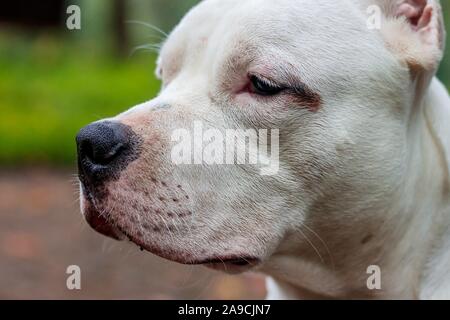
xmin=248 ymin=75 xmax=285 ymax=96
xmin=244 ymin=73 xmax=322 ymax=112
xmin=155 ymin=65 xmax=163 ymax=80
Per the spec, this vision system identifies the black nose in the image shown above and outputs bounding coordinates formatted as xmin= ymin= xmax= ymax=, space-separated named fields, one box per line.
xmin=77 ymin=121 xmax=128 ymax=165
xmin=76 ymin=121 xmax=139 ymax=184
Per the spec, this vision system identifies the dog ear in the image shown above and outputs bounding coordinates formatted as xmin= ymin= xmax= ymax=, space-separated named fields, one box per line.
xmin=381 ymin=0 xmax=445 ymax=74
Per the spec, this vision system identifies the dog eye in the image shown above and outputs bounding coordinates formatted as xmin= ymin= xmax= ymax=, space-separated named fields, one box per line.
xmin=249 ymin=75 xmax=284 ymax=96
xmin=155 ymin=66 xmax=163 ymax=80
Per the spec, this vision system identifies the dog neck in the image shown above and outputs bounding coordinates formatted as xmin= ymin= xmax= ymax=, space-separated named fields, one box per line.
xmin=417 ymin=77 xmax=450 ymax=299
xmin=262 ymin=77 xmax=450 ymax=300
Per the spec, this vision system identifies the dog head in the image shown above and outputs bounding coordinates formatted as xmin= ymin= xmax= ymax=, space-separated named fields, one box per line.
xmin=77 ymin=0 xmax=445 ymax=273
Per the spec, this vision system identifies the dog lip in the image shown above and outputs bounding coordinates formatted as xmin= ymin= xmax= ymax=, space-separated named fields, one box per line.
xmin=82 ymin=196 xmax=125 ymax=241
xmin=118 ymin=230 xmax=261 ymax=267
xmin=199 ymin=257 xmax=261 ymax=274
xmin=192 ymin=257 xmax=260 ymax=266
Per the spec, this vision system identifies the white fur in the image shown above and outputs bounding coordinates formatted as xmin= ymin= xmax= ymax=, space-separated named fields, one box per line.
xmin=81 ymin=0 xmax=450 ymax=299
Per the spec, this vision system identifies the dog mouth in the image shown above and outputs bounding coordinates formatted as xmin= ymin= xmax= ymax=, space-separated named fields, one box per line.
xmin=196 ymin=257 xmax=259 ymax=266
xmin=197 ymin=258 xmax=261 ymax=273
xmin=81 ymin=185 xmax=261 ymax=273
xmin=118 ymin=226 xmax=261 ymax=272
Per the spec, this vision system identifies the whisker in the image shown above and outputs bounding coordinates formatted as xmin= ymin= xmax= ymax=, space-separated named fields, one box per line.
xmin=143 ymin=34 xmax=167 ymax=42
xmin=217 ymin=256 xmax=228 ymax=273
xmin=160 ymin=216 xmax=176 ymax=244
xmin=172 ymin=216 xmax=182 ymax=234
xmin=298 ymin=229 xmax=325 ymax=264
xmin=126 ymin=20 xmax=168 ymax=38
xmin=301 ymin=222 xmax=335 ymax=270
xmin=129 ymin=44 xmax=162 ymax=57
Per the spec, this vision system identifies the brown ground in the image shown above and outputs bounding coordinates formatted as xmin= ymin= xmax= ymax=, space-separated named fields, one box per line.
xmin=0 ymin=169 xmax=266 ymax=299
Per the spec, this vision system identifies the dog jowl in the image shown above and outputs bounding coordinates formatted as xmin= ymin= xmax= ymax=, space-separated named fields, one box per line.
xmin=76 ymin=0 xmax=450 ymax=299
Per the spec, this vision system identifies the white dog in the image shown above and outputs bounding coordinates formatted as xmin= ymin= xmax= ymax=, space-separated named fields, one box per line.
xmin=76 ymin=0 xmax=450 ymax=299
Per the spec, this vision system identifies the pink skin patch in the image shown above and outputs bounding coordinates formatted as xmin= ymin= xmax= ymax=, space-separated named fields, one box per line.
xmin=396 ymin=0 xmax=431 ymax=29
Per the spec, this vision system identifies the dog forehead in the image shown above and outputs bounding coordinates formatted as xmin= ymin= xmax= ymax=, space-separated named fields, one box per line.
xmin=161 ymin=0 xmax=367 ymax=63
xmin=165 ymin=0 xmax=371 ymax=59
xmin=160 ymin=0 xmax=389 ymax=92
xmin=188 ymin=0 xmax=361 ymax=29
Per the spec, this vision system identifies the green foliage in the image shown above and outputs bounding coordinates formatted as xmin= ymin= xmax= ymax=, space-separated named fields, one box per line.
xmin=0 ymin=33 xmax=160 ymax=166
xmin=437 ymin=1 xmax=450 ymax=85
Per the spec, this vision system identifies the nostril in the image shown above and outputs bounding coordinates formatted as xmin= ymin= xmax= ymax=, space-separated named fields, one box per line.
xmin=79 ymin=139 xmax=94 ymax=163
xmin=76 ymin=121 xmax=130 ymax=167
xmin=87 ymin=141 xmax=125 ymax=166
xmin=96 ymin=142 xmax=125 ymax=165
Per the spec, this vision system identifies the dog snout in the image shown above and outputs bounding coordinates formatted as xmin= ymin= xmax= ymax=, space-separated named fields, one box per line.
xmin=76 ymin=121 xmax=141 ymax=184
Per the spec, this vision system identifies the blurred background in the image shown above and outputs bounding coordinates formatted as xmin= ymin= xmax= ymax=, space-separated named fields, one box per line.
xmin=0 ymin=0 xmax=448 ymax=299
